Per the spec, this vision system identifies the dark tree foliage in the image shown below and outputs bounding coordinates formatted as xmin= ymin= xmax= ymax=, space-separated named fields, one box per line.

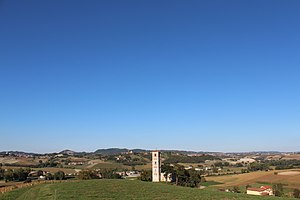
xmin=235 ymin=163 xmax=244 ymax=167
xmin=38 ymin=159 xmax=58 ymax=168
xmin=54 ymin=171 xmax=65 ymax=180
xmin=100 ymin=169 xmax=122 ymax=179
xmin=105 ymin=154 xmax=148 ymax=166
xmin=161 ymin=164 xmax=175 ymax=182
xmin=3 ymin=168 xmax=31 ymax=182
xmin=139 ymin=170 xmax=152 ymax=182
xmin=79 ymin=170 xmax=99 ymax=180
xmin=164 ymin=154 xmax=219 ymax=164
xmin=214 ymin=162 xmax=229 ymax=167
xmin=269 ymin=160 xmax=300 ymax=170
xmin=233 ymin=186 xmax=241 ymax=193
xmin=161 ymin=164 xmax=204 ymax=188
xmin=272 ymin=183 xmax=284 ymax=197
xmin=247 ymin=162 xmax=270 ymax=171
xmin=293 ymin=189 xmax=300 ymax=198
xmin=3 ymin=159 xmax=58 ymax=168
xmin=241 ymin=169 xmax=249 ymax=173
xmin=0 ymin=168 xmax=4 ymax=180
xmin=4 ymin=169 xmax=14 ymax=182
xmin=246 ymin=160 xmax=300 ymax=171
xmin=45 ymin=173 xmax=54 ymax=180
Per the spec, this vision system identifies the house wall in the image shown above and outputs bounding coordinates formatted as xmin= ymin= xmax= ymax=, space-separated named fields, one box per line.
xmin=247 ymin=190 xmax=262 ymax=195
xmin=247 ymin=189 xmax=272 ymax=196
xmin=160 ymin=173 xmax=172 ymax=182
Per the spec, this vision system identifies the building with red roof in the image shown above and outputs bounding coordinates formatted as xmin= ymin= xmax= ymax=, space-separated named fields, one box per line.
xmin=247 ymin=186 xmax=273 ymax=196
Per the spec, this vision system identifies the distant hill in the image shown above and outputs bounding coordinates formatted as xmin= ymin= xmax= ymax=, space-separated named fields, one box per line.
xmin=59 ymin=149 xmax=77 ymax=155
xmin=0 ymin=151 xmax=39 ymax=156
xmin=1 ymin=148 xmax=296 ymax=156
xmin=93 ymin=148 xmax=148 ymax=155
xmin=94 ymin=148 xmax=130 ymax=155
xmin=93 ymin=148 xmax=210 ymax=156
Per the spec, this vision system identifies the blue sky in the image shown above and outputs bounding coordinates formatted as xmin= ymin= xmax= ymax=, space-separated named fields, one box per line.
xmin=1 ymin=0 xmax=299 ymax=153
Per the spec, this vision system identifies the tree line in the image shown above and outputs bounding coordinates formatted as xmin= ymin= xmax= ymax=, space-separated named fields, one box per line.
xmin=140 ymin=164 xmax=206 ymax=188
xmin=164 ymin=154 xmax=219 ymax=164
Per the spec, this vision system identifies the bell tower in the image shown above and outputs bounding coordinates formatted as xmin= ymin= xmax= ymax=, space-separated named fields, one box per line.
xmin=152 ymin=150 xmax=161 ymax=182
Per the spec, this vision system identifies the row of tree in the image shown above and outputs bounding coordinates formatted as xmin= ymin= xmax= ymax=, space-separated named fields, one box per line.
xmin=0 ymin=168 xmax=66 ymax=182
xmin=246 ymin=159 xmax=300 ymax=172
xmin=78 ymin=169 xmax=122 ymax=180
xmin=140 ymin=164 xmax=206 ymax=188
xmin=0 ymin=168 xmax=30 ymax=182
xmin=164 ymin=154 xmax=218 ymax=164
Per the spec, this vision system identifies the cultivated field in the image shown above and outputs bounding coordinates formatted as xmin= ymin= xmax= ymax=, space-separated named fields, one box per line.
xmin=206 ymin=169 xmax=300 ymax=189
xmin=0 ymin=179 xmax=294 ymax=200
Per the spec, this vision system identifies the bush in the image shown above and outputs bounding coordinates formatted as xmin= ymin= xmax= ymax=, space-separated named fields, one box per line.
xmin=139 ymin=170 xmax=152 ymax=182
xmin=54 ymin=171 xmax=65 ymax=180
xmin=272 ymin=183 xmax=283 ymax=197
xmin=100 ymin=169 xmax=122 ymax=179
xmin=233 ymin=186 xmax=241 ymax=193
xmin=293 ymin=189 xmax=300 ymax=198
xmin=79 ymin=170 xmax=98 ymax=180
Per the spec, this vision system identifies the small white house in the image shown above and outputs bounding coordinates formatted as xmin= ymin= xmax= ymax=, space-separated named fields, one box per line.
xmin=247 ymin=186 xmax=273 ymax=196
xmin=160 ymin=172 xmax=172 ymax=182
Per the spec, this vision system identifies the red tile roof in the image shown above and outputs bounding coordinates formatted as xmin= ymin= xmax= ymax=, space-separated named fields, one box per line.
xmin=261 ymin=186 xmax=271 ymax=190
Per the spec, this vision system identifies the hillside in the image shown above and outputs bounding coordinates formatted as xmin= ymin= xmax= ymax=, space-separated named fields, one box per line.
xmin=0 ymin=179 xmax=294 ymax=200
xmin=206 ymin=169 xmax=300 ymax=189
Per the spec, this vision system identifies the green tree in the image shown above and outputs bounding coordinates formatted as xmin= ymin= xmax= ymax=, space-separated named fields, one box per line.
xmin=14 ymin=168 xmax=30 ymax=181
xmin=272 ymin=183 xmax=284 ymax=197
xmin=100 ymin=169 xmax=122 ymax=179
xmin=45 ymin=173 xmax=54 ymax=180
xmin=0 ymin=168 xmax=4 ymax=180
xmin=54 ymin=171 xmax=65 ymax=180
xmin=139 ymin=170 xmax=151 ymax=181
xmin=161 ymin=164 xmax=174 ymax=183
xmin=293 ymin=189 xmax=300 ymax=198
xmin=233 ymin=186 xmax=241 ymax=193
xmin=78 ymin=170 xmax=98 ymax=180
xmin=187 ymin=170 xmax=202 ymax=188
xmin=172 ymin=164 xmax=202 ymax=188
xmin=4 ymin=169 xmax=14 ymax=182
xmin=173 ymin=165 xmax=185 ymax=186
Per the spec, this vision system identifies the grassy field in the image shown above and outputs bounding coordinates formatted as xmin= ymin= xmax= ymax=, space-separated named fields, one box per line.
xmin=0 ymin=179 xmax=295 ymax=200
xmin=206 ymin=169 xmax=300 ymax=189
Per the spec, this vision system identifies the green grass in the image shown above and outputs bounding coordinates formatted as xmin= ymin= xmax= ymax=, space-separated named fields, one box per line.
xmin=201 ymin=181 xmax=223 ymax=187
xmin=90 ymin=162 xmax=126 ymax=170
xmin=0 ymin=179 xmax=295 ymax=200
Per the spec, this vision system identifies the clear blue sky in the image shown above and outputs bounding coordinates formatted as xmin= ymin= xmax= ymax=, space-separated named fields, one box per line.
xmin=1 ymin=0 xmax=299 ymax=153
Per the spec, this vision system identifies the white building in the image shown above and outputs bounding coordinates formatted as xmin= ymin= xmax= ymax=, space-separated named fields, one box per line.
xmin=152 ymin=151 xmax=161 ymax=182
xmin=247 ymin=186 xmax=273 ymax=196
xmin=160 ymin=172 xmax=172 ymax=182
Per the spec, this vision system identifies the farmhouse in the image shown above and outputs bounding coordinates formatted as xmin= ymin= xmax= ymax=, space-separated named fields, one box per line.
xmin=246 ymin=186 xmax=273 ymax=196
